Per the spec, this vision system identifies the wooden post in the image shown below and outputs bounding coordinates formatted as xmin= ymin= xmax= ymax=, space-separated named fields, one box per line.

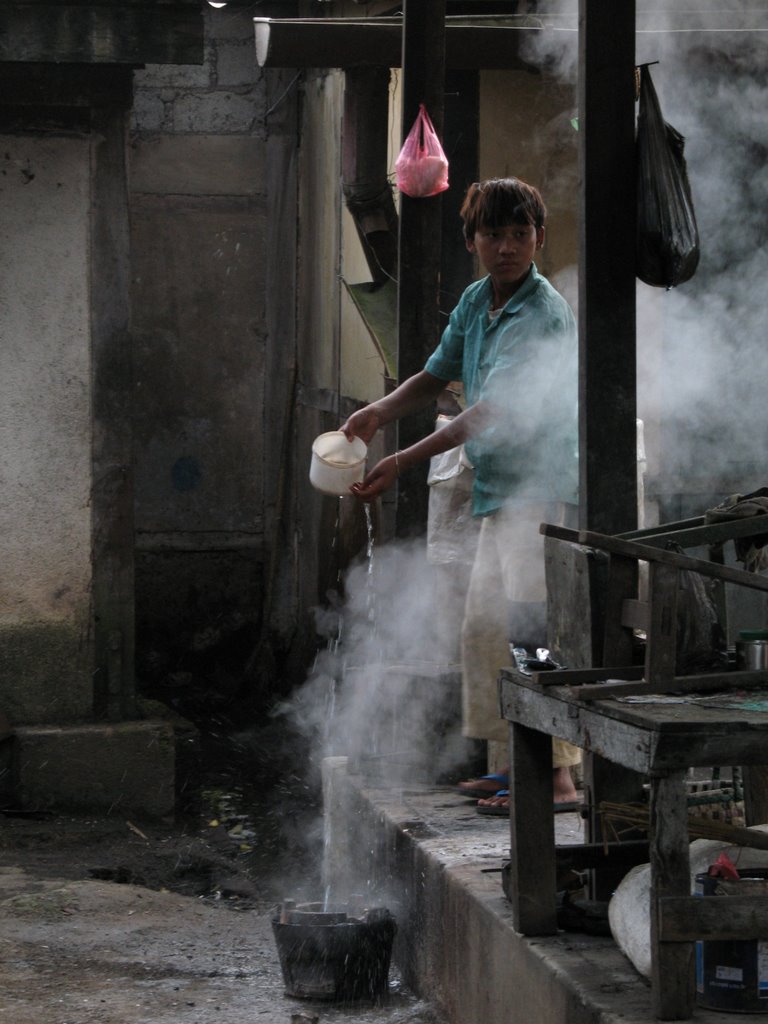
xmin=742 ymin=765 xmax=768 ymax=826
xmin=577 ymin=0 xmax=640 ymax=872
xmin=395 ymin=0 xmax=446 ymax=537
xmin=650 ymin=772 xmax=696 ymax=1019
xmin=578 ymin=0 xmax=638 ymax=536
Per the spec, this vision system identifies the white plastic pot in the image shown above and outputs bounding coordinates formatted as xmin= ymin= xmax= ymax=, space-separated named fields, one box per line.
xmin=309 ymin=431 xmax=367 ymax=496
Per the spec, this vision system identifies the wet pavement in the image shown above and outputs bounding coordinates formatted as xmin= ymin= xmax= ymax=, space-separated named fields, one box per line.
xmin=0 ymin=764 xmax=448 ymax=1024
xmin=0 ymin=861 xmax=446 ymax=1024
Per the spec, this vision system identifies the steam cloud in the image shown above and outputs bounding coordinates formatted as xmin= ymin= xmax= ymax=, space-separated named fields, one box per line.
xmin=525 ymin=0 xmax=768 ymax=498
xmin=280 ymin=530 xmax=471 ymax=790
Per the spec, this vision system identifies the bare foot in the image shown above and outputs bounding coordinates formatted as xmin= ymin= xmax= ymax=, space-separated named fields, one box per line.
xmin=477 ymin=791 xmax=509 ymax=809
xmin=472 ymin=767 xmax=579 ymax=810
xmin=553 ymin=766 xmax=579 ymax=805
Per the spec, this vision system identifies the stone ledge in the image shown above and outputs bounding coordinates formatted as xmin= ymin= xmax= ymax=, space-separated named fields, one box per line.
xmin=322 ymin=756 xmax=737 ymax=1024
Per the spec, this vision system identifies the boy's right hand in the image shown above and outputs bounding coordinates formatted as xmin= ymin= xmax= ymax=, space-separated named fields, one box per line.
xmin=350 ymin=455 xmax=398 ymax=501
xmin=341 ymin=405 xmax=380 ymax=445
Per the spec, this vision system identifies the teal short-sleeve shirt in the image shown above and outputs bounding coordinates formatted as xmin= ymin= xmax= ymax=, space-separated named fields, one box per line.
xmin=425 ymin=264 xmax=577 ymax=517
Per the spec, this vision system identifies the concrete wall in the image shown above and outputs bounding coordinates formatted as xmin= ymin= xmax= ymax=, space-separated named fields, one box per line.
xmin=0 ymin=134 xmax=94 ymax=723
xmin=126 ymin=6 xmax=372 ymax=712
xmin=129 ymin=8 xmax=274 ymax=712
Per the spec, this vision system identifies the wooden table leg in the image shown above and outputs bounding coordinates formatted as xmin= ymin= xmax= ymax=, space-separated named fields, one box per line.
xmin=506 ymin=721 xmax=557 ymax=935
xmin=742 ymin=765 xmax=768 ymax=825
xmin=650 ymin=771 xmax=695 ymax=1020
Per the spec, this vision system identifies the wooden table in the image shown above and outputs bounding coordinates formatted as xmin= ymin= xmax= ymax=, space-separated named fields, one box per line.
xmin=499 ymin=669 xmax=768 ymax=1020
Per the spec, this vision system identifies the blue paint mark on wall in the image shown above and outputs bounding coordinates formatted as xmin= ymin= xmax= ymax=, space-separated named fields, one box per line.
xmin=172 ymin=456 xmax=201 ymax=491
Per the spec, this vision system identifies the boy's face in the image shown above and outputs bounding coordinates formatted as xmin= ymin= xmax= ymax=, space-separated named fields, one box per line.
xmin=467 ymin=220 xmax=545 ymax=294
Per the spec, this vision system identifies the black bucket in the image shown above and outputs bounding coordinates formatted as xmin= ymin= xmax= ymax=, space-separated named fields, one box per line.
xmin=695 ymin=870 xmax=768 ymax=1013
xmin=271 ymin=901 xmax=397 ymax=1002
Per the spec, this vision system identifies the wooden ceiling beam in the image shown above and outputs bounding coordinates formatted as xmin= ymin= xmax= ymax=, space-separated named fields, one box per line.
xmin=255 ymin=18 xmax=540 ymax=71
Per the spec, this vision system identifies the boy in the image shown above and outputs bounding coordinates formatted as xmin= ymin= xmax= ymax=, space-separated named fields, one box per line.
xmin=342 ymin=177 xmax=580 ymax=812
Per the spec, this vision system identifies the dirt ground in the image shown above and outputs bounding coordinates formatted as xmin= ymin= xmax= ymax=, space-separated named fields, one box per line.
xmin=0 ymin=736 xmax=445 ymax=1024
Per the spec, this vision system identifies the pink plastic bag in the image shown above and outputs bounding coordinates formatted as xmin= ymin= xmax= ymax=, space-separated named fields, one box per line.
xmin=395 ymin=103 xmax=449 ymax=198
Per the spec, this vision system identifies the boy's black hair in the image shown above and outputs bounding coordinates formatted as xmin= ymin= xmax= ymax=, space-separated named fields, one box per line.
xmin=459 ymin=177 xmax=547 ymax=239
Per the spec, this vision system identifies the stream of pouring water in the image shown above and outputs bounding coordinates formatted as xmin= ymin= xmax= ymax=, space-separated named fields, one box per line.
xmin=312 ymin=509 xmax=448 ymax=1022
xmin=322 ymin=501 xmax=377 ymax=911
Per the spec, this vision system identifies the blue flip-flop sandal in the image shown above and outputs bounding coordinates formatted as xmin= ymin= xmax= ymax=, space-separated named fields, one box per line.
xmin=456 ymin=773 xmax=509 ymax=799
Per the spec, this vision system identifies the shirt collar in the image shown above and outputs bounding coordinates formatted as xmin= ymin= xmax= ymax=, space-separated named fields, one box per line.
xmin=477 ymin=262 xmax=541 ymax=315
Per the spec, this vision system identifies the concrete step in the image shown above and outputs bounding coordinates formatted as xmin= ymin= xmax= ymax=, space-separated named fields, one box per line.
xmin=10 ymin=719 xmax=197 ymax=820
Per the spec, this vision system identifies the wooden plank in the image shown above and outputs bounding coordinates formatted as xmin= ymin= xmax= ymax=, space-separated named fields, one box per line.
xmin=544 ymin=536 xmax=607 ymax=668
xmin=503 ymin=666 xmax=768 ymax=729
xmin=505 ymin=722 xmax=558 ymax=934
xmin=659 ymin=895 xmax=768 ymax=942
xmin=534 ymin=665 xmax=644 ymax=686
xmin=500 ymin=669 xmax=768 ymax=770
xmin=743 ymin=765 xmax=768 ymax=827
xmin=619 ymin=513 xmax=768 ymax=551
xmin=602 ymin=554 xmax=638 ymax=666
xmin=649 ymin=773 xmax=695 ymax=1019
xmin=499 ymin=673 xmax=655 ymax=774
xmin=543 ymin=524 xmax=768 ymax=593
xmin=602 ymin=556 xmax=638 ymax=663
xmin=255 ymin=18 xmax=546 ymax=70
xmin=644 ymin=563 xmax=678 ymax=689
xmin=619 ymin=516 xmax=705 ymax=541
xmin=651 ymin=734 xmax=768 ymax=776
xmin=575 ymin=668 xmax=768 ymax=701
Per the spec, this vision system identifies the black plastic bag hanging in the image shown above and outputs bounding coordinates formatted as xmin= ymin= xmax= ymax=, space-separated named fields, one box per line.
xmin=636 ymin=64 xmax=700 ymax=288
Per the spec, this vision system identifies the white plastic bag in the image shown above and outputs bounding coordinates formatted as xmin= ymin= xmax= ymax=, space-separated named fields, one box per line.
xmin=427 ymin=417 xmax=478 ymax=565
xmin=609 ymin=827 xmax=768 ymax=979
